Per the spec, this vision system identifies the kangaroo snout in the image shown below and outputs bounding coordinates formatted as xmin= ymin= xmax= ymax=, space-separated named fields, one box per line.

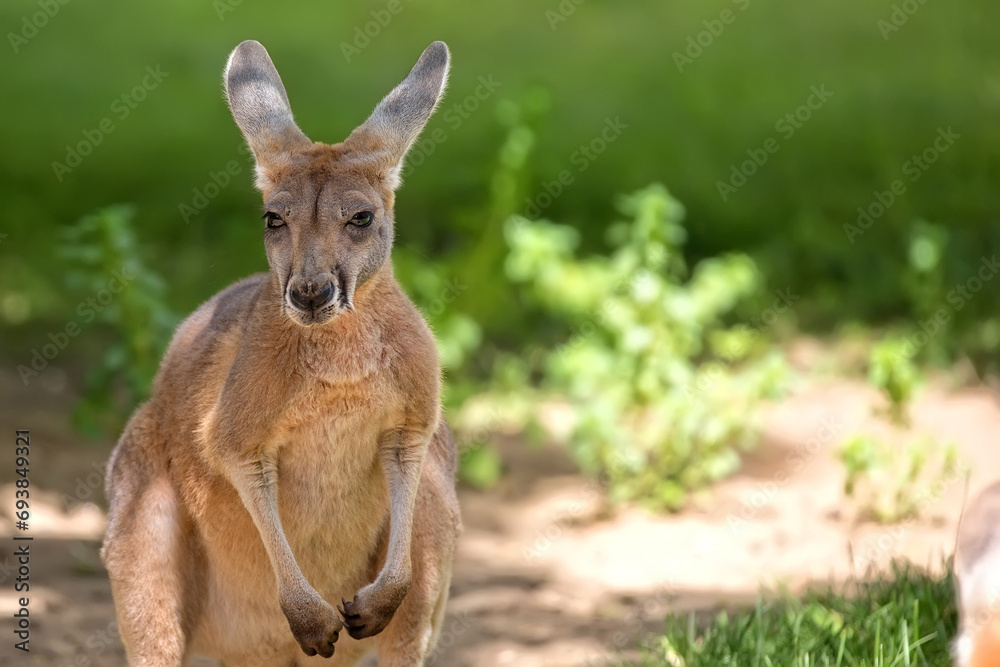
xmin=288 ymin=275 xmax=335 ymax=313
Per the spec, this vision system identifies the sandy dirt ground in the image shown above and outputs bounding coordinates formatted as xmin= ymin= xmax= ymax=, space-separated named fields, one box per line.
xmin=0 ymin=344 xmax=997 ymax=666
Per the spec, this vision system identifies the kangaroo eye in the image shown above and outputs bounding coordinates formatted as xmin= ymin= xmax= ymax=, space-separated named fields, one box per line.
xmin=349 ymin=211 xmax=373 ymax=228
xmin=263 ymin=212 xmax=285 ymax=229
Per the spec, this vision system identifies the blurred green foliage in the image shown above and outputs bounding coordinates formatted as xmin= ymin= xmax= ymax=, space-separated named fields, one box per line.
xmin=3 ymin=1 xmax=999 ymax=503
xmin=3 ymin=0 xmax=1000 ymax=362
xmin=60 ymin=206 xmax=176 ymax=436
xmin=839 ymin=337 xmax=960 ymax=523
xmin=867 ymin=337 xmax=921 ymax=425
xmin=502 ymin=185 xmax=788 ymax=509
xmin=840 ymin=433 xmax=959 ymax=524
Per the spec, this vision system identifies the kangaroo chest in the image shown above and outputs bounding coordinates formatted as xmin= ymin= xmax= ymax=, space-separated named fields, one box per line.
xmin=274 ymin=380 xmax=394 ymax=547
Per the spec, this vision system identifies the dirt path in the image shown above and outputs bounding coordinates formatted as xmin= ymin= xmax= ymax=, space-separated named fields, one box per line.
xmin=0 ymin=356 xmax=996 ymax=666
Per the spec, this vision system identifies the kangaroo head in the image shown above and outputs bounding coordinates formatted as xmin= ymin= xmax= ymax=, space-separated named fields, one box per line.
xmin=224 ymin=40 xmax=449 ymax=327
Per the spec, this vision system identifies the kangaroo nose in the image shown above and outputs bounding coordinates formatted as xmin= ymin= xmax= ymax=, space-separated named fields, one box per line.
xmin=289 ymin=281 xmax=334 ymax=312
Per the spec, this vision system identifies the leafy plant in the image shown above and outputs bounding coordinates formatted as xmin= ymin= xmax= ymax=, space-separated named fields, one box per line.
xmin=61 ymin=205 xmax=175 ymax=436
xmin=868 ymin=336 xmax=921 ymax=425
xmin=401 ymin=91 xmax=548 ymax=489
xmin=839 ymin=336 xmax=961 ymax=523
xmin=841 ymin=434 xmax=959 ymax=524
xmin=503 ymin=185 xmax=788 ymax=510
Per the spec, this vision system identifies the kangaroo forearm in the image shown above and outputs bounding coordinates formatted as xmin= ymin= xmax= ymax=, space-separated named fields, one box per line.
xmin=376 ymin=427 xmax=430 ymax=587
xmin=221 ymin=450 xmax=310 ymax=595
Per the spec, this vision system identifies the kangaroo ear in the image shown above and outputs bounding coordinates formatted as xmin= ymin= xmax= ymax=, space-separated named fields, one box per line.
xmin=225 ymin=40 xmax=310 ymax=188
xmin=345 ymin=41 xmax=450 ymax=190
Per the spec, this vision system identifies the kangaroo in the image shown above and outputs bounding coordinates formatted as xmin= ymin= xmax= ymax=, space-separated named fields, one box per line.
xmin=101 ymin=40 xmax=461 ymax=666
xmin=954 ymin=480 xmax=1000 ymax=667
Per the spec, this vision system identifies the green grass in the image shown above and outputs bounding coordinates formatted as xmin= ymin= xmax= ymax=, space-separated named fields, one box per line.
xmin=634 ymin=563 xmax=958 ymax=667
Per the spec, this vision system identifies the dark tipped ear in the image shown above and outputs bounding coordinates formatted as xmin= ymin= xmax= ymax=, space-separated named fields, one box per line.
xmin=345 ymin=41 xmax=450 ymax=190
xmin=224 ymin=40 xmax=310 ymax=188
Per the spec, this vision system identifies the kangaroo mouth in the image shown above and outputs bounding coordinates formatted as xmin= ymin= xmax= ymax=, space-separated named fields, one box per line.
xmin=282 ymin=275 xmax=355 ymax=327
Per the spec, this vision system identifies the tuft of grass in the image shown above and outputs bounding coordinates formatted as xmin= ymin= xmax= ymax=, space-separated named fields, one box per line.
xmin=633 ymin=562 xmax=957 ymax=667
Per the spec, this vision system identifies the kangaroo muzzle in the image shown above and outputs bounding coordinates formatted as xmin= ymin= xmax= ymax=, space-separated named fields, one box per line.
xmin=286 ymin=273 xmax=337 ymax=321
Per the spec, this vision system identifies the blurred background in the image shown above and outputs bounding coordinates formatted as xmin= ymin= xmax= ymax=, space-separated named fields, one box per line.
xmin=2 ymin=0 xmax=1000 ymax=664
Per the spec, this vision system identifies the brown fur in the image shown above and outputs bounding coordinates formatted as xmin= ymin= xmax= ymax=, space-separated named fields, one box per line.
xmin=102 ymin=41 xmax=460 ymax=666
xmin=967 ymin=615 xmax=1000 ymax=667
xmin=953 ymin=481 xmax=1000 ymax=666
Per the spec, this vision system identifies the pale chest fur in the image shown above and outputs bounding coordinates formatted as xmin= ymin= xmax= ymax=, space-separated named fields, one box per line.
xmin=272 ymin=358 xmax=401 ymax=581
xmin=278 ymin=381 xmax=392 ymax=523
